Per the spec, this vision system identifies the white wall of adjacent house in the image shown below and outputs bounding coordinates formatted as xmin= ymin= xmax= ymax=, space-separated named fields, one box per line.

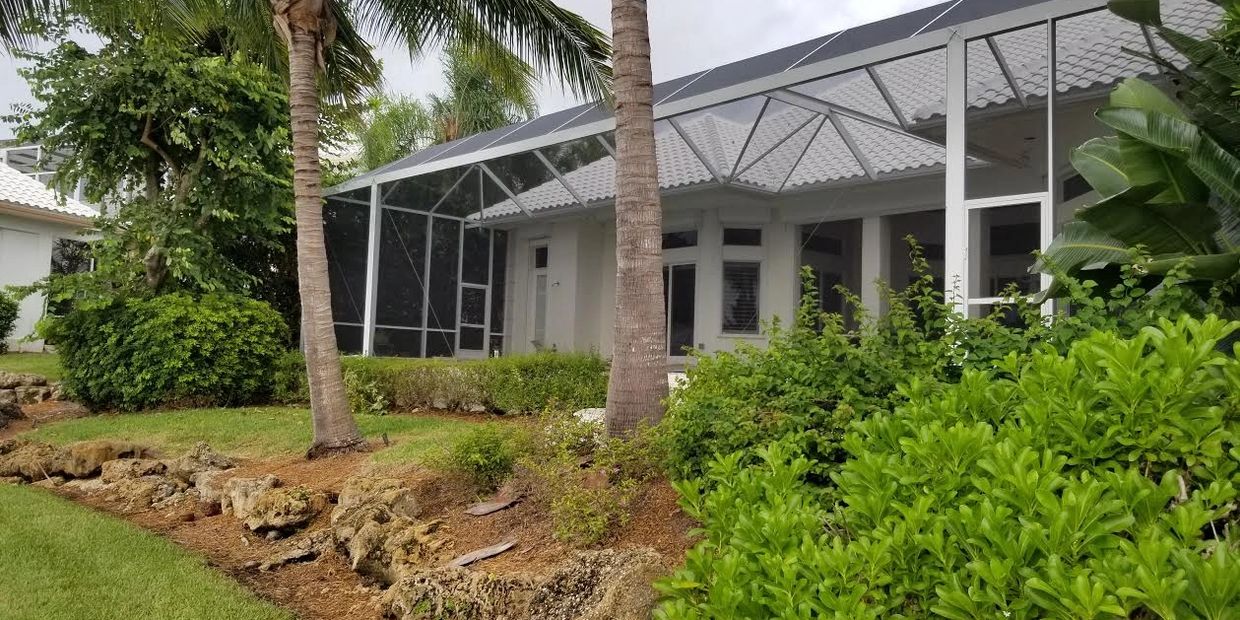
xmin=0 ymin=212 xmax=85 ymax=352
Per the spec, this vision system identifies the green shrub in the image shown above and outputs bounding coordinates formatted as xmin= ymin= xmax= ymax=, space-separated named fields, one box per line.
xmin=519 ymin=413 xmax=664 ymax=546
xmin=658 ymin=316 xmax=1240 ymax=618
xmin=436 ymin=423 xmax=526 ymax=492
xmin=0 ymin=291 xmax=18 ymax=354
xmin=340 ymin=351 xmax=608 ymax=414
xmin=343 ymin=368 xmax=388 ymax=415
xmin=46 ymin=292 xmax=287 ymax=410
xmin=662 ymin=248 xmax=1206 ymax=481
xmin=270 ymin=351 xmax=308 ymax=404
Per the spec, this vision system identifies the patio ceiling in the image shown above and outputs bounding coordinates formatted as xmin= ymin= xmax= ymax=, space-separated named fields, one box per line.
xmin=329 ymin=0 xmax=1221 ymax=224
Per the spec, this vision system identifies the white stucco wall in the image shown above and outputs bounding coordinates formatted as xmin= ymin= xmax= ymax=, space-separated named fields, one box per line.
xmin=0 ymin=212 xmax=89 ymax=351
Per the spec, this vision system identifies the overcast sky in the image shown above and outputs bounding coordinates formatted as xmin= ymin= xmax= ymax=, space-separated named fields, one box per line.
xmin=0 ymin=0 xmax=942 ymax=140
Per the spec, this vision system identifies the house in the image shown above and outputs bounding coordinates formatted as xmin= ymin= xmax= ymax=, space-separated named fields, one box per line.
xmin=324 ymin=0 xmax=1221 ymax=361
xmin=0 ymin=163 xmax=95 ymax=352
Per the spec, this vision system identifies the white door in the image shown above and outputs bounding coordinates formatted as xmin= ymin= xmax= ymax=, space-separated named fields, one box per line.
xmin=527 ymin=244 xmax=548 ymax=350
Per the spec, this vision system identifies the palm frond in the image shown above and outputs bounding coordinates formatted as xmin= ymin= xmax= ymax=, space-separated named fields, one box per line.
xmin=353 ymin=0 xmax=612 ymax=103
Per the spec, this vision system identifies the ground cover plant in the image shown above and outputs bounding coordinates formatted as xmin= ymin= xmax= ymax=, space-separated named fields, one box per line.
xmin=0 ymin=291 xmax=18 ymax=353
xmin=23 ymin=406 xmax=472 ymax=462
xmin=0 ymin=351 xmax=61 ymax=381
xmin=658 ymin=316 xmax=1240 ymax=618
xmin=0 ymin=484 xmax=292 ymax=620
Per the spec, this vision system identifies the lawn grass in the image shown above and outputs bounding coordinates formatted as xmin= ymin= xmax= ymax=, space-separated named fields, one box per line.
xmin=0 ymin=352 xmax=62 ymax=381
xmin=22 ymin=406 xmax=477 ymax=462
xmin=0 ymin=484 xmax=292 ymax=620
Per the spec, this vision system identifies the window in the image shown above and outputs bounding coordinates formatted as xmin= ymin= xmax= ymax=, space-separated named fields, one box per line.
xmin=534 ymin=245 xmax=548 ymax=269
xmin=662 ymin=230 xmax=698 ymax=249
xmin=722 ymin=262 xmax=760 ymax=334
xmin=723 ymin=228 xmax=762 ymax=246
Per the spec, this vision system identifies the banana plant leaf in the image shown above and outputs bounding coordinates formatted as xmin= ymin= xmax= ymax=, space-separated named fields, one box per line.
xmin=1146 ymin=251 xmax=1240 ymax=279
xmin=1033 ymin=221 xmax=1131 ymax=274
xmin=1079 ymin=189 xmax=1220 ymax=255
xmin=1107 ymin=0 xmax=1162 ymax=26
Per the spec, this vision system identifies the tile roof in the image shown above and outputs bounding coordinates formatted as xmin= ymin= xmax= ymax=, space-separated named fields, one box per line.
xmin=471 ymin=0 xmax=1218 ymax=219
xmin=0 ymin=164 xmax=96 ymax=222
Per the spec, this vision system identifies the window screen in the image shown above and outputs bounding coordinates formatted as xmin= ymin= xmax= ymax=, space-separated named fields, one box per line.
xmin=722 ymin=262 xmax=760 ymax=334
xmin=723 ymin=228 xmax=762 ymax=246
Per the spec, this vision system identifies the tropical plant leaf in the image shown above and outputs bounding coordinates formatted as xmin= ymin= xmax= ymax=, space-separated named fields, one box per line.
xmin=1097 ymin=106 xmax=1200 ymax=155
xmin=1034 ymin=221 xmax=1131 ymax=274
xmin=1109 ymin=78 xmax=1186 ymax=120
xmin=1079 ymin=187 xmax=1220 ymax=255
xmin=1116 ymin=134 xmax=1209 ymax=204
xmin=1108 ymin=0 xmax=1162 ymax=27
xmin=1146 ymin=252 xmax=1240 ymax=279
xmin=1071 ymin=137 xmax=1131 ymax=198
xmin=1187 ymin=133 xmax=1240 ymax=213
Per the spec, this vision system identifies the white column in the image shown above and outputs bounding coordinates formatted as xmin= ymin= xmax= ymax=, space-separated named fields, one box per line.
xmin=944 ymin=33 xmax=968 ymax=316
xmin=1041 ymin=19 xmax=1058 ymax=312
xmin=762 ymin=218 xmax=799 ymax=328
xmin=697 ymin=211 xmax=723 ymax=353
xmin=361 ymin=182 xmax=381 ymax=356
xmin=860 ymin=215 xmax=890 ymax=315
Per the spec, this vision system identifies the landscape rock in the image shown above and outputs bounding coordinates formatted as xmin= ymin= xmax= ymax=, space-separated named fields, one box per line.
xmin=14 ymin=385 xmax=52 ymax=405
xmin=165 ymin=442 xmax=235 ymax=483
xmin=384 ymin=567 xmax=536 ymax=620
xmin=0 ymin=440 xmax=64 ymax=480
xmin=0 ymin=389 xmax=16 ymax=406
xmin=332 ymin=476 xmax=446 ymax=584
xmin=221 ymin=474 xmax=280 ymax=520
xmin=104 ymin=475 xmax=180 ymax=511
xmin=0 ymin=401 xmax=22 ymax=428
xmin=31 ymin=475 xmax=65 ymax=489
xmin=191 ymin=469 xmax=229 ymax=505
xmin=336 ymin=476 xmax=420 ymax=521
xmin=572 ymin=408 xmax=606 ymax=425
xmin=259 ymin=529 xmax=336 ymax=571
xmin=0 ymin=372 xmax=46 ymax=389
xmin=100 ymin=458 xmax=167 ymax=484
xmin=527 ymin=548 xmax=666 ymax=620
xmin=60 ymin=441 xmax=149 ymax=478
xmin=243 ymin=486 xmax=328 ymax=532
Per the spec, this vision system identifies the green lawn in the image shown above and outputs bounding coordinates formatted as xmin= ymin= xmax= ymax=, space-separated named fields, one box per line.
xmin=0 ymin=484 xmax=292 ymax=620
xmin=22 ymin=406 xmax=476 ymax=462
xmin=0 ymin=352 xmax=62 ymax=381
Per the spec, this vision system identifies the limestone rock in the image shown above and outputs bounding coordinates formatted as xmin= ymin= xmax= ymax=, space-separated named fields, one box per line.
xmin=191 ymin=469 xmax=229 ymax=504
xmin=104 ymin=475 xmax=180 ymax=511
xmin=384 ymin=567 xmax=536 ymax=620
xmin=259 ymin=529 xmax=335 ymax=571
xmin=61 ymin=441 xmax=149 ymax=478
xmin=0 ymin=372 xmax=46 ymax=389
xmin=100 ymin=458 xmax=167 ymax=484
xmin=14 ymin=386 xmax=52 ymax=405
xmin=527 ymin=548 xmax=666 ymax=620
xmin=573 ymin=408 xmax=606 ymax=425
xmin=0 ymin=389 xmax=16 ymax=406
xmin=337 ymin=476 xmax=420 ymax=521
xmin=31 ymin=475 xmax=65 ymax=489
xmin=165 ymin=442 xmax=235 ymax=483
xmin=0 ymin=440 xmax=64 ymax=480
xmin=221 ymin=474 xmax=279 ymax=520
xmin=243 ymin=486 xmax=328 ymax=532
xmin=0 ymin=401 xmax=22 ymax=429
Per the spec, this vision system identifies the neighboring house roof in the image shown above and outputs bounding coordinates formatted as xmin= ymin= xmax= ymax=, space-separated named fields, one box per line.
xmin=473 ymin=0 xmax=1214 ymax=220
xmin=0 ymin=164 xmax=96 ymax=225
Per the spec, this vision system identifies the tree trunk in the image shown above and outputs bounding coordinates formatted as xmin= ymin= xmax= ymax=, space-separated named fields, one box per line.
xmin=605 ymin=0 xmax=668 ymax=437
xmin=287 ymin=20 xmax=365 ymax=457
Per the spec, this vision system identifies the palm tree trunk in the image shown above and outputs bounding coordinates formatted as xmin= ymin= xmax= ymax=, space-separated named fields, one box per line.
xmin=287 ymin=19 xmax=365 ymax=457
xmin=606 ymin=0 xmax=667 ymax=436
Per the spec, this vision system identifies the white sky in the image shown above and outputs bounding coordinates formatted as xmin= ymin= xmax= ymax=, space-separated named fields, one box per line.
xmin=0 ymin=0 xmax=943 ymax=140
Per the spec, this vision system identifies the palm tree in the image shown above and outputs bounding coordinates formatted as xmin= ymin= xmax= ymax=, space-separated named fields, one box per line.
xmin=352 ymin=44 xmax=539 ymax=172
xmin=605 ymin=0 xmax=667 ymax=436
xmin=5 ymin=0 xmax=611 ymax=456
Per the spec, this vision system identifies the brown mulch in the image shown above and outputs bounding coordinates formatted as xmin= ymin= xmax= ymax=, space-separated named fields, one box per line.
xmin=46 ymin=434 xmax=696 ymax=620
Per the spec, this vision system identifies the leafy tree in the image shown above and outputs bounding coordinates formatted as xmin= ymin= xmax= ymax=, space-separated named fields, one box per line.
xmin=7 ymin=33 xmax=293 ymax=297
xmin=351 ymin=44 xmax=538 ymax=171
xmin=1036 ymin=0 xmax=1240 ymax=303
xmin=606 ymin=0 xmax=668 ymax=436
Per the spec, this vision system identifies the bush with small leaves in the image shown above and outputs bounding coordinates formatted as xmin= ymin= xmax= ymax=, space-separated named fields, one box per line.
xmin=0 ymin=291 xmax=18 ymax=354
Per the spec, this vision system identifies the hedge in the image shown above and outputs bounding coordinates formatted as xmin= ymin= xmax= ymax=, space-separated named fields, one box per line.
xmin=276 ymin=351 xmax=609 ymax=414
